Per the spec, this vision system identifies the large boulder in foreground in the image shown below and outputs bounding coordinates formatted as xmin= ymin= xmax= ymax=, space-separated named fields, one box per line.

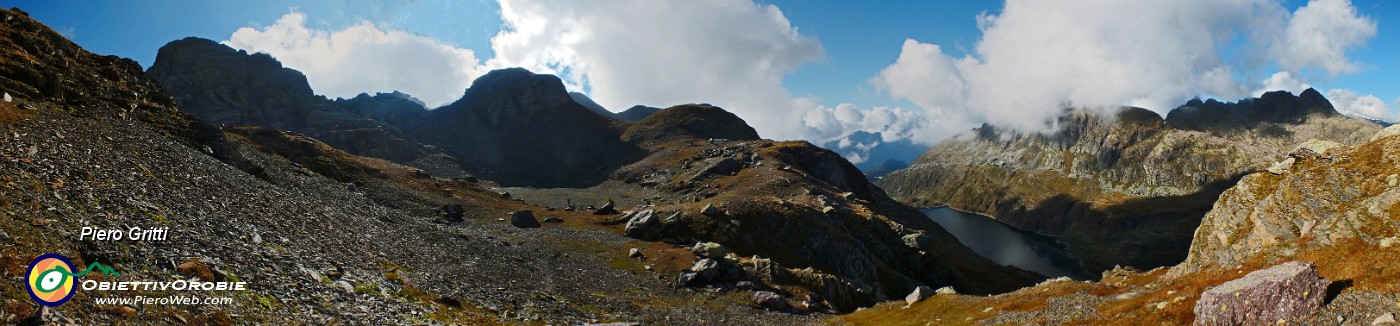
xmin=1193 ymin=261 xmax=1328 ymax=326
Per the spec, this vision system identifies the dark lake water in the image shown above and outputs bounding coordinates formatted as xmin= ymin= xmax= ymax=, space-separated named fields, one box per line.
xmin=921 ymin=207 xmax=1092 ymax=280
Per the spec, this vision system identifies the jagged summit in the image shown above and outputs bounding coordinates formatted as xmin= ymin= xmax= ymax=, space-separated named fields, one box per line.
xmin=328 ymin=91 xmax=429 ymax=127
xmin=147 ymin=37 xmax=465 ymax=175
xmin=622 ymin=103 xmax=760 ymax=142
xmin=148 ymin=37 xmax=323 ymax=129
xmin=1166 ymin=88 xmax=1338 ymax=133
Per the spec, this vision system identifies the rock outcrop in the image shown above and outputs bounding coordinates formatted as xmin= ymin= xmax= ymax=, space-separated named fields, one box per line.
xmin=1175 ymin=128 xmax=1400 ymax=273
xmin=1193 ymin=261 xmax=1328 ymax=326
xmin=879 ymin=93 xmax=1380 ymax=273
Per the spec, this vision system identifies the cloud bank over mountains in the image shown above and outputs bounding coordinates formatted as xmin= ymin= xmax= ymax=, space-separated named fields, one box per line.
xmin=222 ymin=0 xmax=1390 ymax=149
xmin=874 ymin=0 xmax=1384 ymax=137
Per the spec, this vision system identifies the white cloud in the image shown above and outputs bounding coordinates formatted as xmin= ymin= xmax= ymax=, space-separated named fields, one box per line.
xmin=1256 ymin=71 xmax=1311 ymax=97
xmin=1328 ymin=89 xmax=1394 ymax=121
xmin=1275 ymin=0 xmax=1377 ymax=77
xmin=225 ymin=11 xmax=489 ymax=107
xmin=875 ymin=0 xmax=1377 ymax=135
xmin=488 ymin=0 xmax=831 ymax=141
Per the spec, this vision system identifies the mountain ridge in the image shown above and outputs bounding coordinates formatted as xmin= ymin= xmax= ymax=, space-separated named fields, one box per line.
xmin=878 ymin=91 xmax=1380 ymax=273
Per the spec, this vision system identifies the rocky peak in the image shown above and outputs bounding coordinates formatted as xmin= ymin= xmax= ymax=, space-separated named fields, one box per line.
xmin=1165 ymin=88 xmax=1338 ymax=133
xmin=443 ymin=68 xmax=605 ymax=123
xmin=622 ymin=103 xmax=760 ymax=143
xmin=328 ymin=91 xmax=429 ymax=127
xmin=147 ymin=37 xmax=323 ymax=130
xmin=414 ymin=67 xmax=644 ymax=187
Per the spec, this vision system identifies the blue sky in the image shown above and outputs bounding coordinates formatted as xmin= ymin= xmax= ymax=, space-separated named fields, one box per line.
xmin=14 ymin=0 xmax=1400 ymax=146
xmin=17 ymin=1 xmax=996 ymax=109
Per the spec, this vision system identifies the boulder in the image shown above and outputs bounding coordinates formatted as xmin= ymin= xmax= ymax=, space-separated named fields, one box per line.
xmin=1193 ymin=261 xmax=1328 ymax=326
xmin=1374 ymin=313 xmax=1396 ymax=325
xmin=508 ymin=210 xmax=540 ymax=228
xmin=593 ymin=199 xmax=617 ymax=215
xmin=690 ymin=258 xmax=721 ymax=282
xmin=332 ymin=280 xmax=355 ymax=294
xmin=542 ymin=216 xmax=563 ymax=223
xmin=750 ymin=291 xmax=793 ymax=312
xmin=1290 ymin=139 xmax=1341 ymax=158
xmin=623 ymin=210 xmax=663 ymax=240
xmin=628 ymin=248 xmax=643 ymax=258
xmin=935 ymin=286 xmax=957 ymax=295
xmin=677 ymin=272 xmax=699 ymax=287
xmin=700 ymin=203 xmax=720 ymax=216
xmin=691 ymin=241 xmax=728 ymax=259
xmin=1267 ymin=157 xmax=1295 ymax=175
xmin=904 ymin=285 xmax=933 ymax=306
xmin=440 ymin=204 xmax=464 ymax=223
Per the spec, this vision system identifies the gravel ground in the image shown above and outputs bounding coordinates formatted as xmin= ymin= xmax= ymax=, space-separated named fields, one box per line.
xmin=0 ymin=111 xmax=818 ymax=325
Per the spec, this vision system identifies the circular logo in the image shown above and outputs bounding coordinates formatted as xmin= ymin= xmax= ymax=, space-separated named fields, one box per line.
xmin=26 ymin=253 xmax=77 ymax=307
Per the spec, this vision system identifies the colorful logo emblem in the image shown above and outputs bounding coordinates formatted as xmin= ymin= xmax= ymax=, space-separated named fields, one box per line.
xmin=26 ymin=253 xmax=77 ymax=307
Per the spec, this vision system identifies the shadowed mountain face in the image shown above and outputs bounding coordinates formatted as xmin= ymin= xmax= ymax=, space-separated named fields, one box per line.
xmin=146 ymin=38 xmax=467 ymax=176
xmin=412 ymin=68 xmax=646 ymax=187
xmin=327 ymin=91 xmax=429 ymax=128
xmin=879 ymin=93 xmax=1380 ymax=273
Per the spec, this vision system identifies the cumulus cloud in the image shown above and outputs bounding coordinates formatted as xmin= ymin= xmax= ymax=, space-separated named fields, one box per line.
xmin=487 ymin=0 xmax=835 ymax=141
xmin=874 ymin=0 xmax=1378 ymax=135
xmin=225 ymin=11 xmax=489 ymax=107
xmin=1328 ymin=89 xmax=1394 ymax=121
xmin=1256 ymin=71 xmax=1311 ymax=96
xmin=1275 ymin=0 xmax=1377 ymax=77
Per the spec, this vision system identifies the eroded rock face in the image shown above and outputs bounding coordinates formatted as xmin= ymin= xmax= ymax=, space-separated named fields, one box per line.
xmin=147 ymin=38 xmax=459 ymax=174
xmin=879 ymin=94 xmax=1380 ymax=272
xmin=1193 ymin=261 xmax=1328 ymax=326
xmin=1176 ymin=131 xmax=1400 ymax=273
xmin=147 ymin=37 xmax=321 ymax=130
